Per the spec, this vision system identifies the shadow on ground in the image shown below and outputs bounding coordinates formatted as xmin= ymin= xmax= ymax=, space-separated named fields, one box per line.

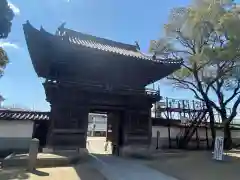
xmin=0 ymin=169 xmax=30 ymax=180
xmin=31 ymin=169 xmax=49 ymax=176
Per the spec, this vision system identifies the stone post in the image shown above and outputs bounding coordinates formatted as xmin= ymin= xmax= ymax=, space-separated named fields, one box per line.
xmin=28 ymin=138 xmax=39 ymax=172
xmin=156 ymin=131 xmax=160 ymax=149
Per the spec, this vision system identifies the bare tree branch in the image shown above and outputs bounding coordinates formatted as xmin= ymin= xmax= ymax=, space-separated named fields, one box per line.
xmin=224 ymin=81 xmax=240 ymax=105
xmin=168 ymin=75 xmax=198 ymax=90
xmin=176 ymin=31 xmax=196 ymax=54
xmin=227 ymin=95 xmax=240 ymax=122
xmin=182 ymin=63 xmax=194 ymax=72
xmin=169 ymin=76 xmax=204 ymax=101
xmin=175 ymin=50 xmax=194 ymax=55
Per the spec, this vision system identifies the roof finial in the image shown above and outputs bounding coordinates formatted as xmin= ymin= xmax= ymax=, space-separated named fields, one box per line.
xmin=40 ymin=26 xmax=44 ymax=31
xmin=56 ymin=22 xmax=66 ymax=36
xmin=58 ymin=22 xmax=66 ymax=30
xmin=135 ymin=41 xmax=140 ymax=50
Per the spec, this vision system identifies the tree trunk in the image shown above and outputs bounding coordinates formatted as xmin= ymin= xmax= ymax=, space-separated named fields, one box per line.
xmin=205 ymin=104 xmax=216 ymax=148
xmin=224 ymin=121 xmax=232 ymax=150
xmin=209 ymin=113 xmax=216 ymax=149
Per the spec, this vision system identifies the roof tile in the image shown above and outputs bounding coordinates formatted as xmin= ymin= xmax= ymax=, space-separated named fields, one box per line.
xmin=57 ymin=28 xmax=183 ymax=64
xmin=0 ymin=110 xmax=50 ymax=121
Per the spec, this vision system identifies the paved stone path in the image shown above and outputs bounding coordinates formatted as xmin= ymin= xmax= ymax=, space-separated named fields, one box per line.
xmin=90 ymin=154 xmax=178 ymax=180
xmin=87 ymin=137 xmax=112 ymax=154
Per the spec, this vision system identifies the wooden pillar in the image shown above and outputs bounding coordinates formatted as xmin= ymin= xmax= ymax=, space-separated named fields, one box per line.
xmin=107 ymin=111 xmax=121 ymax=145
xmin=168 ymin=124 xmax=171 ymax=148
xmin=206 ymin=126 xmax=209 ymax=149
xmin=148 ymin=106 xmax=152 ymax=145
xmin=196 ymin=128 xmax=199 ymax=149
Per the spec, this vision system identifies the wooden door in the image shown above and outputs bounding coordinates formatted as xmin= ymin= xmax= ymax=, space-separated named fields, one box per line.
xmin=106 ymin=112 xmax=120 ymax=145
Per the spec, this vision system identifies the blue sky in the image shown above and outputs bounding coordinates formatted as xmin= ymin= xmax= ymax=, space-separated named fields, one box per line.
xmin=0 ymin=0 xmax=236 ymax=111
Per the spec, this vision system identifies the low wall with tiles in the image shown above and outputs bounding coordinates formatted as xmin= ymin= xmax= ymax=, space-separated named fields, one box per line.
xmin=0 ymin=120 xmax=34 ymax=154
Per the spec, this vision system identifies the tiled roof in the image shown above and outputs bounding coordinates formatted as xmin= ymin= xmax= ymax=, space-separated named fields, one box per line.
xmin=56 ymin=27 xmax=182 ymax=64
xmin=0 ymin=110 xmax=50 ymax=121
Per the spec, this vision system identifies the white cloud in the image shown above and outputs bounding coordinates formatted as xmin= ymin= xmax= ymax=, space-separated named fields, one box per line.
xmin=8 ymin=1 xmax=20 ymax=15
xmin=0 ymin=41 xmax=19 ymax=49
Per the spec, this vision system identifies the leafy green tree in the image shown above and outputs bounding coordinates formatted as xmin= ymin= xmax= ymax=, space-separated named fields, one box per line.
xmin=0 ymin=48 xmax=8 ymax=77
xmin=150 ymin=0 xmax=240 ymax=148
xmin=0 ymin=0 xmax=14 ymax=76
xmin=0 ymin=0 xmax=14 ymax=39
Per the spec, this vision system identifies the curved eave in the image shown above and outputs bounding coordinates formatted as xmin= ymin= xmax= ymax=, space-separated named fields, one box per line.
xmin=64 ymin=31 xmax=183 ymax=64
xmin=62 ymin=37 xmax=183 ymax=86
xmin=23 ymin=22 xmax=182 ymax=87
xmin=145 ymin=63 xmax=181 ymax=86
xmin=23 ymin=22 xmax=52 ymax=79
xmin=52 ymin=44 xmax=182 ymax=87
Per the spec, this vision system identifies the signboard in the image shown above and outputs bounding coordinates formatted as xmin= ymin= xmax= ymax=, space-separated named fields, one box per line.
xmin=213 ymin=136 xmax=224 ymax=161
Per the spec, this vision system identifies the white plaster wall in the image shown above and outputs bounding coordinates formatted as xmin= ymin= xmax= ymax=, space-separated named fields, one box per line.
xmin=152 ymin=126 xmax=208 ymax=138
xmin=232 ymin=130 xmax=240 ymax=138
xmin=152 ymin=126 xmax=168 ymax=138
xmin=0 ymin=120 xmax=33 ymax=138
xmin=152 ymin=126 xmax=235 ymax=139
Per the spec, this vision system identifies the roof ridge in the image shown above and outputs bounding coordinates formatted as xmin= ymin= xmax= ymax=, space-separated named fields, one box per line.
xmin=58 ymin=27 xmax=138 ymax=51
xmin=0 ymin=109 xmax=49 ymax=113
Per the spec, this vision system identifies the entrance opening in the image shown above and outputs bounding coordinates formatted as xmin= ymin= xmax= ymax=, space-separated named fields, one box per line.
xmin=86 ymin=111 xmax=124 ymax=156
xmin=87 ymin=112 xmax=111 ymax=154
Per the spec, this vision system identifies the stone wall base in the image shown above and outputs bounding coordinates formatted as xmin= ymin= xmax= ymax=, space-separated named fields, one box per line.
xmin=120 ymin=145 xmax=154 ymax=159
xmin=77 ymin=148 xmax=89 ymax=158
xmin=43 ymin=147 xmax=89 ymax=159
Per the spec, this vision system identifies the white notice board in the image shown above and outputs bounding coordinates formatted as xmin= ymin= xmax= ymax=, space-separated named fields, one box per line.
xmin=213 ymin=136 xmax=224 ymax=161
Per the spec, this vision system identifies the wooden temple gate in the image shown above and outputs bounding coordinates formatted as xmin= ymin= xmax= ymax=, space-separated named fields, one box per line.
xmin=45 ymin=83 xmax=156 ymax=148
xmin=23 ymin=21 xmax=182 ymax=153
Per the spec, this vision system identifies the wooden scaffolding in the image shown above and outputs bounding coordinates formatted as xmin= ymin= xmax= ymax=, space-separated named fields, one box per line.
xmin=153 ymin=98 xmax=210 ymax=149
